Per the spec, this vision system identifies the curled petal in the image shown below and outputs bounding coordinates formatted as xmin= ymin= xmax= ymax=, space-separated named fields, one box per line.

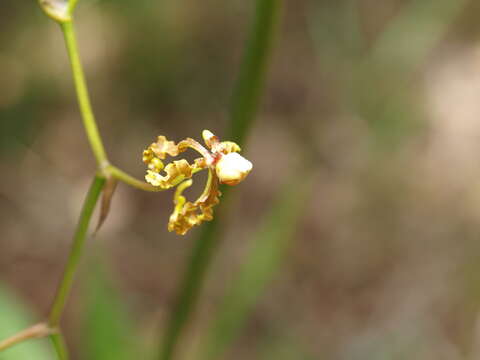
xmin=168 ymin=201 xmax=200 ymax=235
xmin=216 ymin=141 xmax=241 ymax=154
xmin=145 ymin=159 xmax=199 ymax=189
xmin=201 ymin=130 xmax=240 ymax=155
xmin=142 ymin=135 xmax=183 ymax=173
xmin=143 ymin=149 xmax=165 ymax=172
xmin=202 ymin=129 xmax=220 ymax=149
xmin=168 ymin=170 xmax=221 ymax=235
xmin=150 ymin=135 xmax=184 ymax=159
xmin=193 ymin=157 xmax=208 ymax=169
xmin=178 ymin=138 xmax=213 ymax=163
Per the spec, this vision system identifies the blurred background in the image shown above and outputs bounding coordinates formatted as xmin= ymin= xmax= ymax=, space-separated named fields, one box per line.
xmin=2 ymin=0 xmax=480 ymax=359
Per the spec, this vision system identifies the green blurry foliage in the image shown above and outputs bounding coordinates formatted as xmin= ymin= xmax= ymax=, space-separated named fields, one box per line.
xmin=81 ymin=253 xmax=140 ymax=360
xmin=0 ymin=285 xmax=53 ymax=360
xmin=198 ymin=173 xmax=315 ymax=360
xmin=0 ymin=86 xmax=49 ymax=158
xmin=259 ymin=332 xmax=316 ymax=360
xmin=309 ymin=0 xmax=467 ymax=151
xmin=158 ymin=1 xmax=283 ymax=359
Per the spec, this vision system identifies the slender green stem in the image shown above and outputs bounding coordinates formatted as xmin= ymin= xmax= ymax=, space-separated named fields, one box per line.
xmin=228 ymin=0 xmax=283 ymax=145
xmin=61 ymin=17 xmax=192 ymax=192
xmin=158 ymin=1 xmax=282 ymax=359
xmin=0 ymin=176 xmax=103 ymax=356
xmin=107 ymin=165 xmax=160 ymax=192
xmin=107 ymin=165 xmax=204 ymax=192
xmin=0 ymin=323 xmax=54 ymax=352
xmin=2 ymin=1 xmax=187 ymax=357
xmin=48 ymin=175 xmax=106 ymax=326
xmin=60 ymin=21 xmax=109 ymax=168
xmin=50 ymin=333 xmax=69 ymax=360
xmin=68 ymin=0 xmax=80 ymax=15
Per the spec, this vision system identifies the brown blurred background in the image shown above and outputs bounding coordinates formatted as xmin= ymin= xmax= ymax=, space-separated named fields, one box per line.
xmin=3 ymin=0 xmax=480 ymax=359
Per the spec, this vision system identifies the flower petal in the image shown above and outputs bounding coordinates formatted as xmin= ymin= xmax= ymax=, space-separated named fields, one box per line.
xmin=149 ymin=135 xmax=184 ymax=159
xmin=145 ymin=159 xmax=204 ymax=189
xmin=168 ymin=170 xmax=221 ymax=235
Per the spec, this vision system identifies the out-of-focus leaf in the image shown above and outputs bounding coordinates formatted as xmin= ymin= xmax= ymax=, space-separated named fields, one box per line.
xmin=370 ymin=0 xmax=467 ymax=70
xmin=259 ymin=333 xmax=316 ymax=360
xmin=158 ymin=0 xmax=283 ymax=359
xmin=0 ymin=285 xmax=53 ymax=360
xmin=198 ymin=172 xmax=315 ymax=360
xmin=81 ymin=254 xmax=140 ymax=360
xmin=359 ymin=0 xmax=467 ymax=149
xmin=309 ymin=0 xmax=468 ymax=150
xmin=228 ymin=0 xmax=283 ymax=146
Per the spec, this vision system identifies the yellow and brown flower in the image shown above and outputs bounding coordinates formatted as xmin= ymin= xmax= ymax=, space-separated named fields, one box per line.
xmin=142 ymin=130 xmax=252 ymax=235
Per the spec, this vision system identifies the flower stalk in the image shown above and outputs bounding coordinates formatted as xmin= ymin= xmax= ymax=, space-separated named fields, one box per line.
xmin=0 ymin=323 xmax=55 ymax=352
xmin=61 ymin=20 xmax=109 ymax=168
xmin=0 ymin=0 xmax=160 ymax=356
xmin=1 ymin=0 xmax=256 ymax=357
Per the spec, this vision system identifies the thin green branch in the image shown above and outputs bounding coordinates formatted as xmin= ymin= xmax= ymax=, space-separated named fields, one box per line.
xmin=107 ymin=165 xmax=160 ymax=192
xmin=61 ymin=21 xmax=109 ymax=168
xmin=1 ymin=1 xmax=187 ymax=357
xmin=68 ymin=0 xmax=80 ymax=15
xmin=158 ymin=1 xmax=283 ymax=359
xmin=0 ymin=323 xmax=54 ymax=353
xmin=0 ymin=176 xmax=104 ymax=355
xmin=107 ymin=165 xmax=204 ymax=192
xmin=50 ymin=333 xmax=70 ymax=360
xmin=48 ymin=175 xmax=106 ymax=326
xmin=61 ymin=15 xmax=183 ymax=193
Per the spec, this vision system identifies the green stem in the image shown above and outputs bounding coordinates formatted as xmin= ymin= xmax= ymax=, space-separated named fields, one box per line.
xmin=61 ymin=17 xmax=197 ymax=193
xmin=107 ymin=165 xmax=204 ymax=192
xmin=68 ymin=0 xmax=80 ymax=15
xmin=50 ymin=333 xmax=70 ymax=360
xmin=0 ymin=323 xmax=54 ymax=353
xmin=61 ymin=21 xmax=109 ymax=168
xmin=107 ymin=165 xmax=160 ymax=192
xmin=60 ymin=20 xmax=164 ymax=192
xmin=158 ymin=1 xmax=282 ymax=359
xmin=3 ymin=2 xmax=186 ymax=357
xmin=48 ymin=175 xmax=106 ymax=326
xmin=228 ymin=0 xmax=283 ymax=145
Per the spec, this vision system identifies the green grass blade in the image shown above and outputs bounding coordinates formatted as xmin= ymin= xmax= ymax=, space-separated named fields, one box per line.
xmin=158 ymin=1 xmax=283 ymax=360
xmin=370 ymin=0 xmax=467 ymax=70
xmin=259 ymin=332 xmax=317 ymax=360
xmin=309 ymin=0 xmax=467 ymax=150
xmin=228 ymin=0 xmax=283 ymax=145
xmin=81 ymin=254 xmax=139 ymax=360
xmin=198 ymin=174 xmax=314 ymax=360
xmin=158 ymin=218 xmax=221 ymax=360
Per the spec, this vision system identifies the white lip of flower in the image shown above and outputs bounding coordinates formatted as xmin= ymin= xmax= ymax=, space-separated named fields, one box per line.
xmin=215 ymin=152 xmax=253 ymax=186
